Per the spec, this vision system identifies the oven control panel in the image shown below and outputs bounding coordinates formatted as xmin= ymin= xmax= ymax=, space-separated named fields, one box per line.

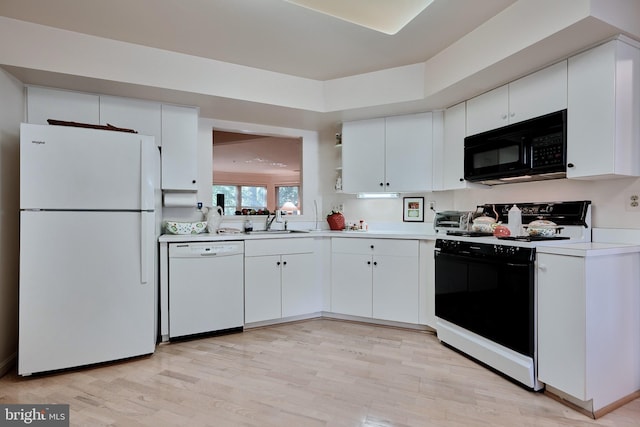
xmin=435 ymin=239 xmax=534 ymax=261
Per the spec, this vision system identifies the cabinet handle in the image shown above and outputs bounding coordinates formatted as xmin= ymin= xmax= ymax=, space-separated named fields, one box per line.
xmin=373 ymin=261 xmax=378 ymax=266
xmin=386 ymin=182 xmax=390 ymax=187
xmin=459 ymin=178 xmax=464 ymax=182
xmin=510 ymin=112 xmax=515 ymax=118
xmin=283 ymin=261 xmax=287 ymax=266
xmin=379 ymin=182 xmax=384 ymax=187
xmin=370 ymin=245 xmax=374 ymax=249
xmin=192 ymin=179 xmax=196 ymax=184
xmin=538 ymin=263 xmax=547 ymax=272
xmin=501 ymin=114 xmax=508 ymax=120
xmin=567 ymin=163 xmax=575 ymax=168
xmin=367 ymin=261 xmax=371 ymax=265
xmin=276 ymin=261 xmax=281 ymax=266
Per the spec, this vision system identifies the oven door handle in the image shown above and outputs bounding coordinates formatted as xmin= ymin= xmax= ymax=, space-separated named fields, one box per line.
xmin=505 ymin=262 xmax=530 ymax=268
xmin=436 ymin=251 xmax=532 ymax=267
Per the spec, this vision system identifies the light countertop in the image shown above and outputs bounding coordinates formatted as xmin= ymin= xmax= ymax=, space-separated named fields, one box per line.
xmin=158 ymin=229 xmax=437 ymax=243
xmin=536 ymin=242 xmax=640 ymax=257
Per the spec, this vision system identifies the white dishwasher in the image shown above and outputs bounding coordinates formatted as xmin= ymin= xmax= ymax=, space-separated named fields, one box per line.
xmin=168 ymin=241 xmax=244 ymax=339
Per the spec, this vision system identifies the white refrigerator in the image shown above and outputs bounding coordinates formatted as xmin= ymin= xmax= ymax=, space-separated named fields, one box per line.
xmin=19 ymin=123 xmax=160 ymax=376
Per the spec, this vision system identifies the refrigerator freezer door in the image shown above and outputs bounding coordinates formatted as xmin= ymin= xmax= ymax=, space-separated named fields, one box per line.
xmin=18 ymin=211 xmax=156 ymax=375
xmin=20 ymin=123 xmax=156 ymax=211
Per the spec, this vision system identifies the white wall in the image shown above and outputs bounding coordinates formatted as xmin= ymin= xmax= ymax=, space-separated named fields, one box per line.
xmin=0 ymin=68 xmax=23 ymax=376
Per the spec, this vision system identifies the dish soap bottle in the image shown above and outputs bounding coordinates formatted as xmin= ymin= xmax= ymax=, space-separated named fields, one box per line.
xmin=508 ymin=204 xmax=522 ymax=236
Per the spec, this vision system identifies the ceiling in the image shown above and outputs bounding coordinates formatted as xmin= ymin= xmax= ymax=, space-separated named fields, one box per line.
xmin=2 ymin=0 xmax=637 ymax=131
xmin=213 ymin=131 xmax=301 ymax=177
xmin=0 ymin=0 xmax=515 ymax=81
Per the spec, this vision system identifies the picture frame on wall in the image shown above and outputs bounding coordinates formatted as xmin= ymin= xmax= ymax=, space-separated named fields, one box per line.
xmin=403 ymin=197 xmax=424 ymax=222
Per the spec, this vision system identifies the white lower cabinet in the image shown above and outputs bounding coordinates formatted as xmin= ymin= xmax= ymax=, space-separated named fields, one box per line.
xmin=331 ymin=252 xmax=373 ymax=318
xmin=537 ymin=249 xmax=640 ymax=415
xmin=244 ymin=238 xmax=317 ymax=324
xmin=331 ymin=238 xmax=419 ymax=324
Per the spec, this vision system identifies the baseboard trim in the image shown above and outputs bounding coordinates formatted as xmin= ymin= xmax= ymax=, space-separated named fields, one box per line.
xmin=545 ymin=388 xmax=640 ymax=419
xmin=0 ymin=352 xmax=16 ymax=378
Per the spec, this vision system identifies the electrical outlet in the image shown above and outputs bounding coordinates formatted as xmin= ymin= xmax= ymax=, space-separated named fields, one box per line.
xmin=428 ymin=200 xmax=436 ymax=211
xmin=626 ymin=194 xmax=640 ymax=212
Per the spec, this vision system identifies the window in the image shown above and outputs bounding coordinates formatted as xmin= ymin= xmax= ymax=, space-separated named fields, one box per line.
xmin=277 ymin=186 xmax=300 ymax=215
xmin=212 ymin=130 xmax=302 ymax=215
xmin=213 ymin=185 xmax=266 ymax=215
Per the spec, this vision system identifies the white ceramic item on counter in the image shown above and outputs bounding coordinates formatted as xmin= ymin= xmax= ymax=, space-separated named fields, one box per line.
xmin=508 ymin=204 xmax=522 ymax=236
xmin=526 ymin=219 xmax=560 ymax=237
xmin=471 ymin=211 xmax=498 ymax=233
xmin=165 ymin=221 xmax=207 ymax=235
xmin=203 ymin=206 xmax=224 ymax=233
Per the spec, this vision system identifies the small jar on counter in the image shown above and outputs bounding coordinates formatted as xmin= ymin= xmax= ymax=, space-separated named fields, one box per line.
xmin=243 ymin=218 xmax=253 ymax=232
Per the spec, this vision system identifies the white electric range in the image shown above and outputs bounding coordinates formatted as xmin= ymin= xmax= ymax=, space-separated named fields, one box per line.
xmin=434 ymin=201 xmax=591 ymax=390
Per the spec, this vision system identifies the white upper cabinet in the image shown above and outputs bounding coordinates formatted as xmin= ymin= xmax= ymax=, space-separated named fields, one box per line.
xmin=161 ymin=104 xmax=199 ymax=191
xmin=341 ymin=118 xmax=385 ymax=193
xmin=26 ymin=86 xmax=100 ymax=125
xmin=439 ymin=102 xmax=469 ymax=190
xmin=99 ymin=96 xmax=161 ymax=145
xmin=466 ymin=85 xmax=509 ymax=136
xmin=567 ymin=38 xmax=640 ymax=179
xmin=342 ymin=112 xmax=434 ymax=193
xmin=466 ymin=61 xmax=567 ymax=136
xmin=385 ymin=113 xmax=434 ymax=193
xmin=508 ymin=60 xmax=567 ymax=124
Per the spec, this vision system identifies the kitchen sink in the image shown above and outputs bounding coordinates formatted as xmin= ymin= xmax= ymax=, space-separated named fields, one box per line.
xmin=246 ymin=229 xmax=309 ymax=235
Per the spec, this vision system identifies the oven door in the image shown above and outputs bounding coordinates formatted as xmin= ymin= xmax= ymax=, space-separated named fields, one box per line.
xmin=434 ymin=251 xmax=534 ymax=357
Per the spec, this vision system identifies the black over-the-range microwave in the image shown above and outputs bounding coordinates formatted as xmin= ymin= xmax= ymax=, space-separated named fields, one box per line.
xmin=464 ymin=110 xmax=567 ymax=185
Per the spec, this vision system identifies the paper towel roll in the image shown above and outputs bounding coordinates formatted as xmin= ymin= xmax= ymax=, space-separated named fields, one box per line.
xmin=163 ymin=192 xmax=197 ymax=207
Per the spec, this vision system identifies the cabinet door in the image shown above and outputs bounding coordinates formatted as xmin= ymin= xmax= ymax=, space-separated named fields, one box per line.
xmin=466 ymin=85 xmax=509 ymax=136
xmin=27 ymin=86 xmax=100 ymax=125
xmin=385 ymin=113 xmax=433 ymax=192
xmin=331 ymin=253 xmax=372 ymax=317
xmin=537 ymin=253 xmax=587 ymax=400
xmin=442 ymin=102 xmax=468 ymax=189
xmin=244 ymin=255 xmax=282 ymax=323
xmin=372 ymin=254 xmax=419 ymax=324
xmin=161 ymin=104 xmax=198 ymax=190
xmin=508 ymin=61 xmax=567 ymax=124
xmin=281 ymin=253 xmax=319 ymax=317
xmin=341 ymin=118 xmax=385 ymax=192
xmin=100 ymin=96 xmax=161 ymax=145
xmin=567 ymin=40 xmax=640 ymax=179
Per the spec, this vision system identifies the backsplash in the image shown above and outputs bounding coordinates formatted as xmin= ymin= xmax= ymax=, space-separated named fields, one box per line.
xmin=325 ymin=176 xmax=640 ymax=231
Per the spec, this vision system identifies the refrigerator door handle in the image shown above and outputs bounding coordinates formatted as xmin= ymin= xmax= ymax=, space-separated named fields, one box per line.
xmin=140 ymin=213 xmax=153 ymax=284
xmin=139 ymin=137 xmax=155 ymax=210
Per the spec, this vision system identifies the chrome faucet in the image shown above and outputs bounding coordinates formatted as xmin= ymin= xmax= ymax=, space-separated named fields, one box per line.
xmin=265 ymin=210 xmax=283 ymax=231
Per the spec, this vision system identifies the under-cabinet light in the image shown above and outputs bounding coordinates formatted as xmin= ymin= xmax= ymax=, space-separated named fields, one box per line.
xmin=356 ymin=192 xmax=400 ymax=199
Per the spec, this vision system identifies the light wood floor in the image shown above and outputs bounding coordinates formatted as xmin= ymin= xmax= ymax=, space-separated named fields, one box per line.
xmin=1 ymin=319 xmax=639 ymax=426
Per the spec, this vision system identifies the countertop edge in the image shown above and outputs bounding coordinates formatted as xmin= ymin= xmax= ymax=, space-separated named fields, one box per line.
xmin=536 ymin=242 xmax=640 ymax=257
xmin=158 ymin=230 xmax=438 ymax=243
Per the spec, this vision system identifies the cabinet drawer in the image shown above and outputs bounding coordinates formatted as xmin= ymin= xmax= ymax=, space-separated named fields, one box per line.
xmin=245 ymin=238 xmax=314 ymax=257
xmin=332 ymin=238 xmax=418 ymax=257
